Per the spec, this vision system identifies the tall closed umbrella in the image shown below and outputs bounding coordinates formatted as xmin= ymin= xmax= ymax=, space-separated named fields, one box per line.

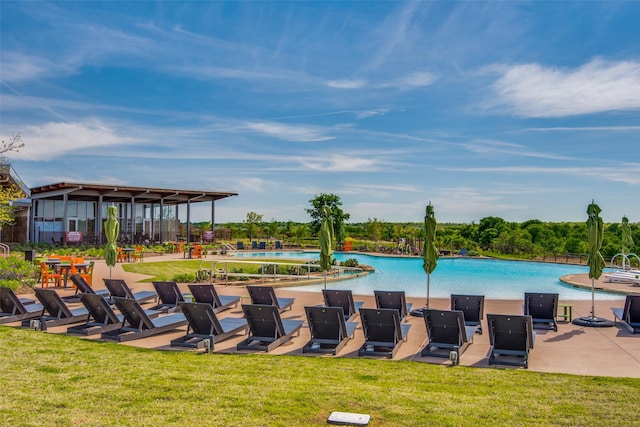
xmin=422 ymin=203 xmax=439 ymax=309
xmin=573 ymin=201 xmax=613 ymax=327
xmin=103 ymin=206 xmax=119 ymax=279
xmin=621 ymin=216 xmax=634 ymax=269
xmin=319 ymin=205 xmax=334 ymax=290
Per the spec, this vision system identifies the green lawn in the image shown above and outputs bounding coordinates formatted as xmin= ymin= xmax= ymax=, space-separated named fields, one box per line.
xmin=123 ymin=259 xmax=311 ymax=282
xmin=1 ymin=327 xmax=639 ymax=426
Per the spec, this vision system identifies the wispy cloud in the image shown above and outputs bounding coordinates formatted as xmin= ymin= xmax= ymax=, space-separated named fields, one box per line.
xmin=514 ymin=126 xmax=640 ymax=133
xmin=441 ymin=164 xmax=640 ymax=185
xmin=6 ymin=121 xmax=140 ymax=161
xmin=244 ymin=122 xmax=334 ymax=142
xmin=356 ymin=109 xmax=389 ymax=119
xmin=326 ymin=79 xmax=368 ymax=89
xmin=299 ymin=154 xmax=383 ymax=172
xmin=489 ymin=58 xmax=640 ymax=117
xmin=377 ymin=71 xmax=437 ymax=89
xmin=462 ymin=139 xmax=576 ymax=160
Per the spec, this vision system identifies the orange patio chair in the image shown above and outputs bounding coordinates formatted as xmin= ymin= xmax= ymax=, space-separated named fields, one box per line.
xmin=40 ymin=262 xmax=61 ymax=288
xmin=133 ymin=246 xmax=144 ymax=263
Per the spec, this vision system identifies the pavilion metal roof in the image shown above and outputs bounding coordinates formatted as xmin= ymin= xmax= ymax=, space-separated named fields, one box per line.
xmin=28 ymin=182 xmax=237 ymax=205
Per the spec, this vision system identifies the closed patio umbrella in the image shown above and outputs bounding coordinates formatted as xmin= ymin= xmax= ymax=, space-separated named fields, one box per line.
xmin=319 ymin=205 xmax=334 ymax=290
xmin=573 ymin=201 xmax=613 ymax=327
xmin=621 ymin=216 xmax=635 ymax=269
xmin=103 ymin=206 xmax=119 ymax=279
xmin=423 ymin=203 xmax=439 ymax=309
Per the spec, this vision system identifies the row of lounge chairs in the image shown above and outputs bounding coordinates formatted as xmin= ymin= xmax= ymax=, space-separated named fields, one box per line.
xmin=3 ymin=281 xmax=639 ymax=369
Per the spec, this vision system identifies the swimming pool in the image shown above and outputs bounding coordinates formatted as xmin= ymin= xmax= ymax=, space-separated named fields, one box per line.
xmin=234 ymin=251 xmax=623 ymax=300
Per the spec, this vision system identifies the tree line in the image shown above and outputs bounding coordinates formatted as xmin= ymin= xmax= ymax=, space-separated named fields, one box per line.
xmin=200 ymin=194 xmax=640 ymax=261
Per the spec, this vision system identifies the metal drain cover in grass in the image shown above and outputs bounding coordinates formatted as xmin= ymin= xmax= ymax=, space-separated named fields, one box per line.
xmin=327 ymin=411 xmax=370 ymax=425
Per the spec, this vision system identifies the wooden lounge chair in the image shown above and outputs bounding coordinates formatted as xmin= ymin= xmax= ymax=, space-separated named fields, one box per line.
xmin=236 ymin=304 xmax=303 ymax=352
xmin=66 ymin=274 xmax=111 ymax=303
xmin=486 ymin=314 xmax=535 ymax=368
xmin=103 ymin=279 xmax=158 ymax=305
xmin=150 ymin=281 xmax=188 ymax=313
xmin=322 ymin=289 xmax=364 ymax=321
xmin=373 ymin=290 xmax=412 ymax=321
xmin=101 ymin=297 xmax=187 ymax=342
xmin=611 ymin=295 xmax=640 ymax=334
xmin=450 ymin=294 xmax=485 ymax=334
xmin=303 ymin=306 xmax=357 ymax=355
xmin=67 ymin=293 xmax=161 ymax=336
xmin=246 ymin=285 xmax=294 ymax=312
xmin=421 ymin=308 xmax=475 ymax=364
xmin=0 ymin=287 xmax=44 ymax=325
xmin=187 ymin=284 xmax=240 ymax=313
xmin=23 ymin=288 xmax=89 ymax=330
xmin=170 ymin=302 xmax=248 ymax=351
xmin=524 ymin=292 xmax=559 ymax=331
xmin=358 ymin=308 xmax=411 ymax=359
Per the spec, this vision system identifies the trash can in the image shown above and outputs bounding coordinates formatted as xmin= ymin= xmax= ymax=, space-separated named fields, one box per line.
xmin=24 ymin=249 xmax=36 ymax=262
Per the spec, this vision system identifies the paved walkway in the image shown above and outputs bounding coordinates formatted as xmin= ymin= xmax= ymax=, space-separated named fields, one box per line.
xmin=31 ymin=254 xmax=640 ymax=378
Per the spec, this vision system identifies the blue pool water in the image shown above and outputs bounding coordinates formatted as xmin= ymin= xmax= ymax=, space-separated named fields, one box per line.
xmin=234 ymin=251 xmax=623 ymax=300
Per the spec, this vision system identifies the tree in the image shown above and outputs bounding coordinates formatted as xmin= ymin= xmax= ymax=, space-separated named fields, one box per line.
xmin=0 ymin=133 xmax=26 ymax=233
xmin=365 ymin=217 xmax=382 ymax=244
xmin=244 ymin=211 xmax=263 ymax=242
xmin=267 ymin=219 xmax=279 ymax=240
xmin=306 ymin=193 xmax=350 ymax=236
xmin=292 ymin=224 xmax=308 ymax=246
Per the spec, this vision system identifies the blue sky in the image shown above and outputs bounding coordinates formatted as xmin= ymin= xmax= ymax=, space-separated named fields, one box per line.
xmin=1 ymin=1 xmax=639 ymax=225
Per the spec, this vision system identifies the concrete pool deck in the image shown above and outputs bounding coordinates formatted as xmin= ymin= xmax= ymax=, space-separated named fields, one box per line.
xmin=14 ymin=253 xmax=640 ymax=379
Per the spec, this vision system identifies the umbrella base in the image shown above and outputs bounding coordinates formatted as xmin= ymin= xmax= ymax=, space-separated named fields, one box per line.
xmin=572 ymin=316 xmax=614 ymax=327
xmin=410 ymin=308 xmax=426 ymax=317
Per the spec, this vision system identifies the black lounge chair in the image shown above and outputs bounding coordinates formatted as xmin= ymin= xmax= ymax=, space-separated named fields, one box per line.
xmin=23 ymin=288 xmax=89 ymax=330
xmin=373 ymin=290 xmax=412 ymax=320
xmin=67 ymin=293 xmax=161 ymax=336
xmin=187 ymin=284 xmax=240 ymax=313
xmin=322 ymin=289 xmax=364 ymax=321
xmin=611 ymin=295 xmax=640 ymax=334
xmin=101 ymin=297 xmax=187 ymax=342
xmin=524 ymin=292 xmax=559 ymax=331
xmin=103 ymin=279 xmax=158 ymax=305
xmin=150 ymin=281 xmax=188 ymax=313
xmin=66 ymin=274 xmax=111 ymax=303
xmin=303 ymin=306 xmax=357 ymax=355
xmin=358 ymin=308 xmax=411 ymax=358
xmin=0 ymin=287 xmax=44 ymax=324
xmin=450 ymin=294 xmax=485 ymax=334
xmin=170 ymin=302 xmax=248 ymax=351
xmin=247 ymin=285 xmax=294 ymax=312
xmin=486 ymin=314 xmax=535 ymax=368
xmin=421 ymin=308 xmax=475 ymax=364
xmin=236 ymin=304 xmax=303 ymax=352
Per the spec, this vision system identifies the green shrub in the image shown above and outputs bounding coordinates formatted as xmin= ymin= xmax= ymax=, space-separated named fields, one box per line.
xmin=342 ymin=258 xmax=359 ymax=267
xmin=172 ymin=273 xmax=196 ymax=283
xmin=0 ymin=255 xmax=37 ymax=290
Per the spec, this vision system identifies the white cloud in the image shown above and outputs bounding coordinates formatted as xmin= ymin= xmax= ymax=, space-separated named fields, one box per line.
xmin=326 ymin=79 xmax=368 ymax=89
xmin=299 ymin=154 xmax=381 ymax=172
xmin=356 ymin=109 xmax=389 ymax=119
xmin=490 ymin=58 xmax=640 ymax=117
xmin=441 ymin=164 xmax=640 ymax=185
xmin=378 ymin=71 xmax=437 ymax=89
xmin=463 ymin=139 xmax=576 ymax=160
xmin=245 ymin=122 xmax=334 ymax=142
xmin=6 ymin=121 xmax=140 ymax=161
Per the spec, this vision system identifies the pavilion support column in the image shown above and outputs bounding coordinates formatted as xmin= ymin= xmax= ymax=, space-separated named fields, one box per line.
xmin=211 ymin=201 xmax=215 ymax=243
xmin=186 ymin=201 xmax=191 ymax=244
xmin=63 ymin=193 xmax=68 ymax=246
xmin=159 ymin=199 xmax=164 ymax=244
xmin=131 ymin=197 xmax=136 ymax=244
xmin=97 ymin=195 xmax=103 ymax=245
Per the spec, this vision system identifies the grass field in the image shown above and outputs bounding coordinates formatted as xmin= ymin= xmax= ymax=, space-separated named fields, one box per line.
xmin=1 ymin=326 xmax=639 ymax=426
